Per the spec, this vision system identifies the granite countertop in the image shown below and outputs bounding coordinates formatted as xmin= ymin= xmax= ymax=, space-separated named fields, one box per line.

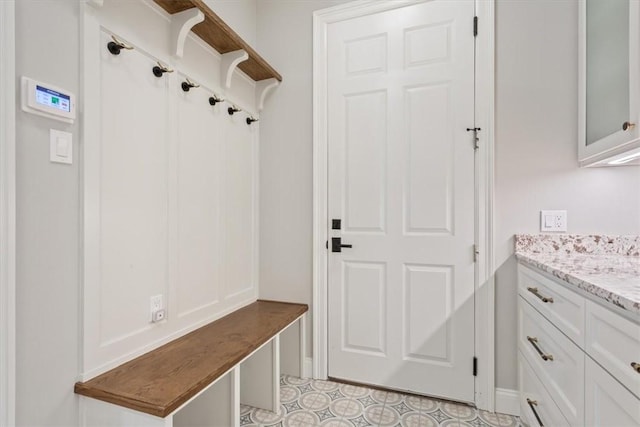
xmin=515 ymin=234 xmax=640 ymax=315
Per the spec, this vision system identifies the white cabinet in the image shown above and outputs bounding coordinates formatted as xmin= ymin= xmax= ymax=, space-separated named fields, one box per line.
xmin=517 ymin=264 xmax=640 ymax=427
xmin=519 ymin=352 xmax=571 ymax=427
xmin=518 ymin=266 xmax=585 ymax=347
xmin=585 ymin=357 xmax=640 ymax=427
xmin=578 ymin=0 xmax=640 ymax=166
xmin=518 ymin=299 xmax=584 ymax=426
xmin=585 ymin=300 xmax=640 ymax=398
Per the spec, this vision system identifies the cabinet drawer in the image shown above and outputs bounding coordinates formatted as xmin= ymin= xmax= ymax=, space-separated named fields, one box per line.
xmin=518 ymin=297 xmax=585 ymax=426
xmin=518 ymin=264 xmax=585 ymax=347
xmin=585 ymin=357 xmax=640 ymax=427
xmin=519 ymin=350 xmax=570 ymax=427
xmin=586 ymin=300 xmax=640 ymax=398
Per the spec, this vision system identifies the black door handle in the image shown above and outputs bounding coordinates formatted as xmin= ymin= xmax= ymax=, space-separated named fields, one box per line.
xmin=332 ymin=237 xmax=353 ymax=252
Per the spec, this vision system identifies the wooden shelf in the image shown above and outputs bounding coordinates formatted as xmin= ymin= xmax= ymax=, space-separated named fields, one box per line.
xmin=75 ymin=300 xmax=307 ymax=417
xmin=154 ymin=0 xmax=282 ymax=82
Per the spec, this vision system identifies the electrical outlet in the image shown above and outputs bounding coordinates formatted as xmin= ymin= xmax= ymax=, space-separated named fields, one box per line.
xmin=150 ymin=295 xmax=164 ymax=322
xmin=540 ymin=210 xmax=567 ymax=232
xmin=152 ymin=309 xmax=166 ymax=323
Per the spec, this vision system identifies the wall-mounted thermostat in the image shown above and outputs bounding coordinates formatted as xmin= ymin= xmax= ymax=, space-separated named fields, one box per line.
xmin=21 ymin=76 xmax=76 ymax=123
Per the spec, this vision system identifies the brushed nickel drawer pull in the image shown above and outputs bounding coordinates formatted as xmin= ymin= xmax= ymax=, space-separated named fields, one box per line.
xmin=527 ymin=287 xmax=554 ymax=303
xmin=527 ymin=336 xmax=554 ymax=361
xmin=527 ymin=398 xmax=544 ymax=427
xmin=631 ymin=362 xmax=640 ymax=373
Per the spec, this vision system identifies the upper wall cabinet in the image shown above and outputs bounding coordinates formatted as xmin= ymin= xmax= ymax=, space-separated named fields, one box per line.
xmin=579 ymin=0 xmax=640 ymax=166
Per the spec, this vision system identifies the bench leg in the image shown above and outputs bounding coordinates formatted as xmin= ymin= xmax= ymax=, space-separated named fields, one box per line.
xmin=240 ymin=336 xmax=280 ymax=413
xmin=280 ymin=314 xmax=307 ymax=378
xmin=231 ymin=366 xmax=241 ymax=427
xmin=299 ymin=314 xmax=307 ymax=378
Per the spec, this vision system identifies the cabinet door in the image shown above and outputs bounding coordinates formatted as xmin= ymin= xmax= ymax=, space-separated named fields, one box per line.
xmin=578 ymin=0 xmax=640 ymax=165
xmin=585 ymin=357 xmax=640 ymax=427
xmin=585 ymin=300 xmax=640 ymax=398
xmin=518 ymin=264 xmax=585 ymax=348
xmin=518 ymin=297 xmax=585 ymax=426
xmin=519 ymin=351 xmax=571 ymax=427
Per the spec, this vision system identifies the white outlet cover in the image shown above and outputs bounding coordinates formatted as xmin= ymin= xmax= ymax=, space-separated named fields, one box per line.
xmin=152 ymin=309 xmax=166 ymax=323
xmin=150 ymin=295 xmax=164 ymax=322
xmin=540 ymin=210 xmax=567 ymax=232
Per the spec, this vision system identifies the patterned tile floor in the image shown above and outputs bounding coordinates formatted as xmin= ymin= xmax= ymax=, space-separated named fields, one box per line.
xmin=240 ymin=375 xmax=521 ymax=427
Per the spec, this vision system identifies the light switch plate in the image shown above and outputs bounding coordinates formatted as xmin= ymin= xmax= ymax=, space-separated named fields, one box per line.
xmin=50 ymin=129 xmax=72 ymax=164
xmin=540 ymin=210 xmax=567 ymax=232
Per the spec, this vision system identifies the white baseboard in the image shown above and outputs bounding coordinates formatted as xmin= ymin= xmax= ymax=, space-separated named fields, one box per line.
xmin=495 ymin=388 xmax=520 ymax=416
xmin=303 ymin=357 xmax=313 ymax=379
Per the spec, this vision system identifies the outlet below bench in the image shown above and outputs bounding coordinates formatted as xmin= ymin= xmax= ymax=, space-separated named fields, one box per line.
xmin=75 ymin=300 xmax=308 ymax=426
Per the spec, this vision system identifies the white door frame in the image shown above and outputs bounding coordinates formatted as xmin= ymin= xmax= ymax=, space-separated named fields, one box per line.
xmin=0 ymin=0 xmax=16 ymax=425
xmin=312 ymin=0 xmax=496 ymax=411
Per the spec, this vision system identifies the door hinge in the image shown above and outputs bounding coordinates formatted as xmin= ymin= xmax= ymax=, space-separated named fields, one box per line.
xmin=467 ymin=127 xmax=481 ymax=150
xmin=473 ymin=244 xmax=479 ymax=262
xmin=473 ymin=357 xmax=478 ymax=376
xmin=473 ymin=16 xmax=478 ymax=37
xmin=326 ymin=240 xmax=328 ymax=250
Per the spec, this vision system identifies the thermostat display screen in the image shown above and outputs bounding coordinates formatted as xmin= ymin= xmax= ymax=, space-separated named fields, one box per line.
xmin=21 ymin=76 xmax=75 ymax=123
xmin=35 ymin=85 xmax=71 ymax=113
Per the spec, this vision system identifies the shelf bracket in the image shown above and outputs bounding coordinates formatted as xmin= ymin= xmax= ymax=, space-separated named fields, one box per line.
xmin=171 ymin=8 xmax=205 ymax=58
xmin=256 ymin=78 xmax=280 ymax=111
xmin=221 ymin=49 xmax=249 ymax=89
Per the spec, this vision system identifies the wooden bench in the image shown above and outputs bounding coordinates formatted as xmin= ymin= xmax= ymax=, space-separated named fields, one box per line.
xmin=75 ymin=300 xmax=308 ymax=426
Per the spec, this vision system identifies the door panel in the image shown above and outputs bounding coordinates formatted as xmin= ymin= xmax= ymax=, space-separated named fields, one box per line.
xmin=403 ymin=264 xmax=453 ymax=363
xmin=342 ymin=261 xmax=387 ymax=356
xmin=344 ymin=91 xmax=387 ymax=233
xmin=404 ymin=83 xmax=453 ymax=235
xmin=346 ymin=34 xmax=388 ymax=76
xmin=404 ymin=23 xmax=452 ymax=68
xmin=327 ymin=0 xmax=476 ymax=402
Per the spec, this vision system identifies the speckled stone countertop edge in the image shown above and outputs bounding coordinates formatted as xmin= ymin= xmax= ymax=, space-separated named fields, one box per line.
xmin=515 ymin=252 xmax=640 ymax=316
xmin=515 ymin=234 xmax=640 ymax=256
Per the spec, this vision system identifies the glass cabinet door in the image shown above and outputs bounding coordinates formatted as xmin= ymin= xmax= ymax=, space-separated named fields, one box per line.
xmin=579 ymin=0 xmax=640 ymax=166
xmin=586 ymin=0 xmax=630 ymax=145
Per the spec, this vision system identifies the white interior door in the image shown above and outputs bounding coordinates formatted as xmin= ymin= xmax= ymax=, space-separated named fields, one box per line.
xmin=327 ymin=0 xmax=476 ymax=403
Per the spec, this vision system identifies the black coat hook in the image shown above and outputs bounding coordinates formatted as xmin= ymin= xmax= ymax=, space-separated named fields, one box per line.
xmin=152 ymin=62 xmax=174 ymax=78
xmin=209 ymin=96 xmax=224 ymax=106
xmin=246 ymin=117 xmax=259 ymax=125
xmin=181 ymin=79 xmax=199 ymax=92
xmin=107 ymin=42 xmax=122 ymax=55
xmin=107 ymin=35 xmax=133 ymax=55
xmin=228 ymin=106 xmax=241 ymax=115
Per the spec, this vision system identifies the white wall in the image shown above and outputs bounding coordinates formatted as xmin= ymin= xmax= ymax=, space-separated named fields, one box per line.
xmin=15 ymin=1 xmax=80 ymax=425
xmin=256 ymin=0 xmax=640 ymax=391
xmin=256 ymin=0 xmax=348 ymax=357
xmin=0 ymin=2 xmax=16 ymax=426
xmin=203 ymin=0 xmax=257 ymax=48
xmin=494 ymin=0 xmax=640 ymax=389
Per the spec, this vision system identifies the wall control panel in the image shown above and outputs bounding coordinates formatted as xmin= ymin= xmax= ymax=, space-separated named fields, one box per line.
xmin=21 ymin=76 xmax=76 ymax=123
